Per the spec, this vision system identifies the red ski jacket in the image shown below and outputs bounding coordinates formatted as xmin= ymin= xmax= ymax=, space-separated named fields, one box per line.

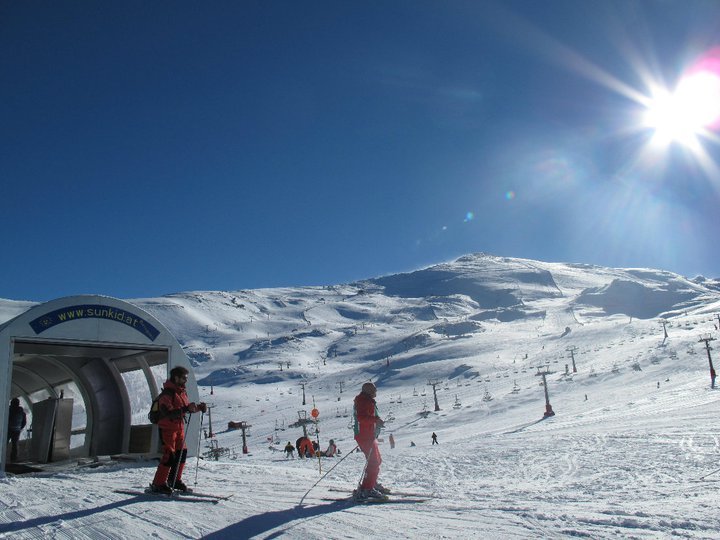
xmin=298 ymin=438 xmax=314 ymax=456
xmin=157 ymin=380 xmax=191 ymax=432
xmin=353 ymin=392 xmax=380 ymax=442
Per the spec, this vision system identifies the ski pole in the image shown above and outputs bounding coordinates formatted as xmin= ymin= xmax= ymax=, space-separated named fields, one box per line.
xmin=193 ymin=411 xmax=205 ymax=486
xmin=169 ymin=412 xmax=192 ymax=491
xmin=699 ymin=465 xmax=720 ymax=480
xmin=299 ymin=444 xmax=358 ymax=506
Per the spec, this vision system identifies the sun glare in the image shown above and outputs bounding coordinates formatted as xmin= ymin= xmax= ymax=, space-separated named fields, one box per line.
xmin=644 ymin=69 xmax=720 ymax=147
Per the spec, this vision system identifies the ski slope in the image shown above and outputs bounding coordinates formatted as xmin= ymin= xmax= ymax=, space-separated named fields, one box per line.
xmin=2 ymin=254 xmax=720 ymax=539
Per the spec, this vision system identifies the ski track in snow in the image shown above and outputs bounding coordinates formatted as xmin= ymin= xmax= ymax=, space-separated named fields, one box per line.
xmin=4 ymin=415 xmax=720 ymax=539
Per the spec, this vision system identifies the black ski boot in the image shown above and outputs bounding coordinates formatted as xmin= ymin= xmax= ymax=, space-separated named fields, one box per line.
xmin=173 ymin=479 xmax=191 ymax=493
xmin=149 ymin=483 xmax=173 ymax=495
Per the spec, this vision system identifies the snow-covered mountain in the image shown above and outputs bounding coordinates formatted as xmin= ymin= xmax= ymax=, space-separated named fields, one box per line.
xmin=3 ymin=253 xmax=720 ymax=539
xmin=122 ymin=253 xmax=720 ymax=388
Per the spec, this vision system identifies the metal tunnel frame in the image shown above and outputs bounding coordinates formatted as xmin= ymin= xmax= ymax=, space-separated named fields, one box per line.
xmin=0 ymin=295 xmax=198 ymax=476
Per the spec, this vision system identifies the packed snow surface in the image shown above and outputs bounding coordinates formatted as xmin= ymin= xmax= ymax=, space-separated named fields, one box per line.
xmin=2 ymin=254 xmax=720 ymax=539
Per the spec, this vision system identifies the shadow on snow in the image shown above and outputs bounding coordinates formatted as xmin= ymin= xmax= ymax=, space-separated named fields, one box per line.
xmin=204 ymin=500 xmax=352 ymax=539
xmin=0 ymin=497 xmax=148 ymax=534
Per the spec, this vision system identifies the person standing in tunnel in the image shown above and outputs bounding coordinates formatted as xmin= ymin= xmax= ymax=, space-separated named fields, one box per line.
xmin=150 ymin=366 xmax=206 ymax=494
xmin=7 ymin=398 xmax=27 ymax=462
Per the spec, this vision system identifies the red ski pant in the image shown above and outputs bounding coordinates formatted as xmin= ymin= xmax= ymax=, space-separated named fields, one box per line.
xmin=356 ymin=437 xmax=382 ymax=490
xmin=152 ymin=427 xmax=187 ymax=487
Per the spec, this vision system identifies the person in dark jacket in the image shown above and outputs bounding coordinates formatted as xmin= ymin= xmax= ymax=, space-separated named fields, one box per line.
xmin=284 ymin=441 xmax=295 ymax=458
xmin=431 ymin=432 xmax=438 ymax=445
xmin=150 ymin=367 xmax=206 ymax=494
xmin=7 ymin=398 xmax=27 ymax=462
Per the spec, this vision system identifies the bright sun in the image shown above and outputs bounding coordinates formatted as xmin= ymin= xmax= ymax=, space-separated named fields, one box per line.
xmin=644 ymin=70 xmax=720 ymax=147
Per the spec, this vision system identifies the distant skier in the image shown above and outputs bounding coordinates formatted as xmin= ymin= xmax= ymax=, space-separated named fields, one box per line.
xmin=431 ymin=432 xmax=438 ymax=445
xmin=353 ymin=382 xmax=387 ymax=500
xmin=324 ymin=439 xmax=337 ymax=457
xmin=7 ymin=398 xmax=26 ymax=462
xmin=297 ymin=436 xmax=314 ymax=458
xmin=150 ymin=367 xmax=207 ymax=494
xmin=389 ymin=433 xmax=395 ymax=449
xmin=284 ymin=441 xmax=295 ymax=458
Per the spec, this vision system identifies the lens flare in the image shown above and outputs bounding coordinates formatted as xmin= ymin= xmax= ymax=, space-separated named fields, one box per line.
xmin=644 ymin=49 xmax=720 ymax=147
xmin=505 ymin=191 xmax=516 ymax=200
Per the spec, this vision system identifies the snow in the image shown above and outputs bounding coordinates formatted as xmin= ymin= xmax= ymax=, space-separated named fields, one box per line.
xmin=2 ymin=253 xmax=720 ymax=539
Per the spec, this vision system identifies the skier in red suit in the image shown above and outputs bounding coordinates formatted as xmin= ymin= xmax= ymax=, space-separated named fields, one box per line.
xmin=353 ymin=382 xmax=387 ymax=499
xmin=151 ymin=366 xmax=206 ymax=494
xmin=298 ymin=436 xmax=314 ymax=458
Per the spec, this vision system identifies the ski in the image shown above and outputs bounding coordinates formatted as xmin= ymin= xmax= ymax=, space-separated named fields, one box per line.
xmin=328 ymin=486 xmax=436 ymax=498
xmin=321 ymin=496 xmax=428 ymax=504
xmin=173 ymin=489 xmax=234 ymax=500
xmin=125 ymin=485 xmax=232 ymax=500
xmin=381 ymin=490 xmax=436 ymax=499
xmin=113 ymin=488 xmax=221 ymax=504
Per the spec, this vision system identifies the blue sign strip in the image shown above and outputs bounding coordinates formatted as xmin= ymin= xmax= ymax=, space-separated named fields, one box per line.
xmin=29 ymin=304 xmax=161 ymax=341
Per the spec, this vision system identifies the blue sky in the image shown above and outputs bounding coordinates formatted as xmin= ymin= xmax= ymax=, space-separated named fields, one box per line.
xmin=2 ymin=1 xmax=719 ymax=302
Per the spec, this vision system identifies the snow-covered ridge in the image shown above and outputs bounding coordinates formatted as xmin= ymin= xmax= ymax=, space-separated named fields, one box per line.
xmin=1 ymin=254 xmax=717 ymax=389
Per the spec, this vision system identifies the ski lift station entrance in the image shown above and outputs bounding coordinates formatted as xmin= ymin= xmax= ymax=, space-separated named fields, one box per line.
xmin=0 ymin=295 xmax=200 ymax=475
